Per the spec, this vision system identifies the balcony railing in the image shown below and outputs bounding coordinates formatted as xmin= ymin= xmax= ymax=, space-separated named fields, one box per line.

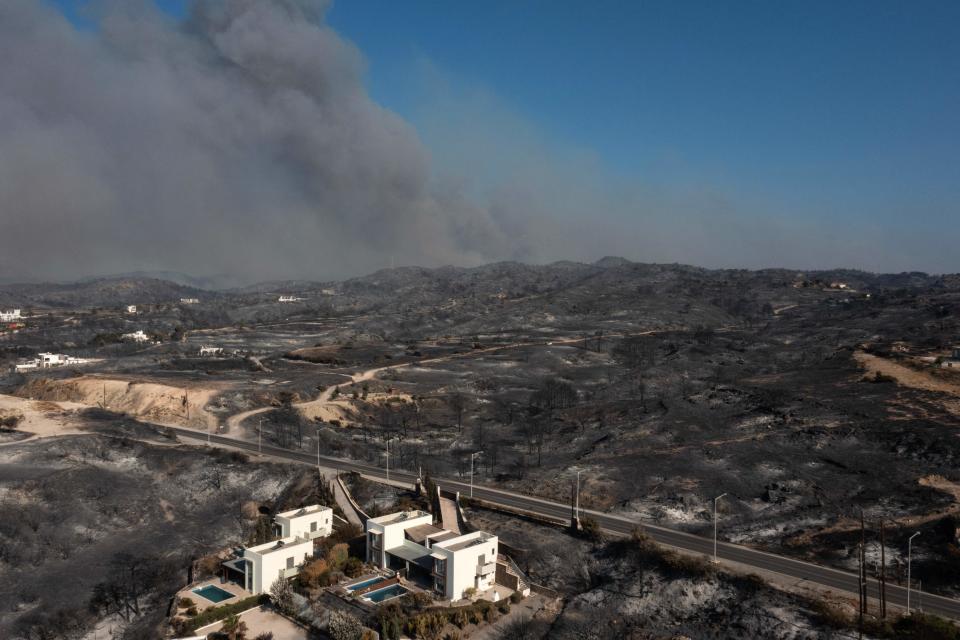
xmin=477 ymin=561 xmax=495 ymax=576
xmin=280 ymin=567 xmax=299 ymax=579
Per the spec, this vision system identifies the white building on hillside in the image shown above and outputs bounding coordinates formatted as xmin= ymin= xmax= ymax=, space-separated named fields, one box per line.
xmin=221 ymin=503 xmax=331 ymax=594
xmin=13 ymin=352 xmax=93 ymax=372
xmin=431 ymin=531 xmax=499 ymax=601
xmin=122 ymin=330 xmax=150 ymax=343
xmin=274 ymin=505 xmax=333 ymax=540
xmin=0 ymin=309 xmax=21 ymax=322
xmin=180 ymin=298 xmax=200 ymax=304
xmin=125 ymin=305 xmax=137 ymax=314
xmin=199 ymin=346 xmax=223 ymax=356
xmin=223 ymin=536 xmax=313 ymax=595
xmin=278 ymin=295 xmax=304 ymax=303
xmin=365 ymin=510 xmax=502 ymax=601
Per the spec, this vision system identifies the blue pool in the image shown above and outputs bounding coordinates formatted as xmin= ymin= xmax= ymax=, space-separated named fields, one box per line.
xmin=346 ymin=576 xmax=386 ymax=592
xmin=192 ymin=585 xmax=235 ymax=604
xmin=363 ymin=584 xmax=408 ymax=603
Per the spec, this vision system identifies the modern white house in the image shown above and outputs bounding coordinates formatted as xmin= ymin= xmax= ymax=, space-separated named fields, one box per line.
xmin=180 ymin=298 xmax=200 ymax=304
xmin=221 ymin=504 xmax=332 ymax=594
xmin=430 ymin=531 xmax=499 ymax=601
xmin=222 ymin=536 xmax=314 ymax=595
xmin=122 ymin=330 xmax=150 ymax=343
xmin=277 ymin=295 xmax=304 ymax=303
xmin=125 ymin=305 xmax=137 ymax=314
xmin=12 ymin=352 xmax=94 ymax=373
xmin=274 ymin=505 xmax=333 ymax=540
xmin=365 ymin=510 xmax=502 ymax=601
xmin=199 ymin=346 xmax=223 ymax=356
xmin=0 ymin=309 xmax=21 ymax=322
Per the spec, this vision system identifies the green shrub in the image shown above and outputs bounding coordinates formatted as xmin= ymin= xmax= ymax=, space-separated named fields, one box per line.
xmin=892 ymin=613 xmax=960 ymax=639
xmin=179 ymin=597 xmax=195 ymax=608
xmin=184 ymin=594 xmax=268 ymax=633
xmin=509 ymin=591 xmax=523 ymax=604
xmin=497 ymin=600 xmax=510 ymax=614
xmin=185 ymin=606 xmax=198 ymax=617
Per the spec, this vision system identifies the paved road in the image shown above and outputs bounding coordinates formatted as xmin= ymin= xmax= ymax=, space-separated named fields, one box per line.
xmin=171 ymin=425 xmax=960 ymax=621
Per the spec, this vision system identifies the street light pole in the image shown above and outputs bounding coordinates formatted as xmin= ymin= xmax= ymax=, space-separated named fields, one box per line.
xmin=713 ymin=493 xmax=727 ymax=563
xmin=907 ymin=531 xmax=920 ymax=614
xmin=385 ymin=438 xmax=391 ymax=482
xmin=470 ymin=451 xmax=482 ymax=498
xmin=575 ymin=470 xmax=581 ymax=519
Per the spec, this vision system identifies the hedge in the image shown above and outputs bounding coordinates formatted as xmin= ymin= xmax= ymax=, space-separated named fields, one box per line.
xmin=185 ymin=594 xmax=269 ymax=633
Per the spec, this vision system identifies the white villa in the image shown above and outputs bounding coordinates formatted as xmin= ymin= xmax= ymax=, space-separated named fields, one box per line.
xmin=14 ymin=352 xmax=93 ymax=372
xmin=221 ymin=503 xmax=332 ymax=594
xmin=223 ymin=536 xmax=314 ymax=595
xmin=125 ymin=305 xmax=137 ymax=314
xmin=180 ymin=298 xmax=200 ymax=304
xmin=122 ymin=330 xmax=150 ymax=343
xmin=277 ymin=295 xmax=304 ymax=303
xmin=274 ymin=505 xmax=333 ymax=540
xmin=365 ymin=510 xmax=502 ymax=601
xmin=199 ymin=346 xmax=223 ymax=356
xmin=0 ymin=309 xmax=21 ymax=322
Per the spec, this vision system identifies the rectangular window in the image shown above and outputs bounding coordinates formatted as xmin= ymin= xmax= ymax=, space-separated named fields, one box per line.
xmin=286 ymin=556 xmax=295 ymax=569
xmin=310 ymin=521 xmax=317 ymax=532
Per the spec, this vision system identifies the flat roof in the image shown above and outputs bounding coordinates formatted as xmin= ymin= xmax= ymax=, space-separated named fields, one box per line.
xmin=246 ymin=536 xmax=312 ymax=555
xmin=276 ymin=504 xmax=330 ymax=519
xmin=436 ymin=531 xmax=496 ymax=553
xmin=369 ymin=510 xmax=431 ymax=526
xmin=404 ymin=524 xmax=447 ymax=544
xmin=385 ymin=540 xmax=432 ymax=563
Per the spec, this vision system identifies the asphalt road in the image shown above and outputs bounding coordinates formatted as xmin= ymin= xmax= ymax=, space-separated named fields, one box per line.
xmin=171 ymin=425 xmax=960 ymax=620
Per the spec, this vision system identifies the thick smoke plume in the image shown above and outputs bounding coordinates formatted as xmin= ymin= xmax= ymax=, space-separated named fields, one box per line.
xmin=0 ymin=0 xmax=525 ymax=282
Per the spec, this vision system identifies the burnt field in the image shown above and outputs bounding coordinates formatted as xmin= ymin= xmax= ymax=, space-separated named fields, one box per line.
xmin=2 ymin=259 xmax=960 ymax=608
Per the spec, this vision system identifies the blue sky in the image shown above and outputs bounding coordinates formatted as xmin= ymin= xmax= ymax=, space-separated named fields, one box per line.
xmin=45 ymin=0 xmax=960 ymax=272
xmin=325 ymin=1 xmax=960 ymax=221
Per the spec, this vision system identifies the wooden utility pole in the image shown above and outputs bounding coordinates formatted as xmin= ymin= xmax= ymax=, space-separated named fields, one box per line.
xmin=880 ymin=520 xmax=888 ymax=619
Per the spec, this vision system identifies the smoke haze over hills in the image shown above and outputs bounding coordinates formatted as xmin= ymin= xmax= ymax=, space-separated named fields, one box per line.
xmin=1 ymin=0 xmax=958 ymax=284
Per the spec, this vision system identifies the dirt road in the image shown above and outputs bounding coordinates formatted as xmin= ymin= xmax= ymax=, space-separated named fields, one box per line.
xmin=854 ymin=350 xmax=960 ymax=417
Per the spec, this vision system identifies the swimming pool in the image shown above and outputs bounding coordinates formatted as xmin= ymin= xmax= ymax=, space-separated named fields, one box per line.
xmin=346 ymin=576 xmax=386 ymax=592
xmin=192 ymin=585 xmax=235 ymax=604
xmin=362 ymin=584 xmax=408 ymax=603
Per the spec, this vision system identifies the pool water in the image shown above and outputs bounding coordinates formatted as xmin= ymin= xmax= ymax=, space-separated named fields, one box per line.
xmin=363 ymin=584 xmax=408 ymax=603
xmin=192 ymin=585 xmax=235 ymax=603
xmin=346 ymin=576 xmax=386 ymax=592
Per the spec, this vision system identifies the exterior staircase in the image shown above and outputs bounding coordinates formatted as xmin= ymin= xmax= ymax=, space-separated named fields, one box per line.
xmin=496 ymin=553 xmax=531 ymax=597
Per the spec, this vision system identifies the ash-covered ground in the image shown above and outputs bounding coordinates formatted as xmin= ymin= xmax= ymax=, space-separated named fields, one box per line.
xmin=2 ymin=259 xmax=960 ymax=636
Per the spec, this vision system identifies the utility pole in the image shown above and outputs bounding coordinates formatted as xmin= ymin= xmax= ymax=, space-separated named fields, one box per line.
xmin=713 ymin=493 xmax=727 ymax=563
xmin=907 ymin=531 xmax=920 ymax=615
xmin=880 ymin=520 xmax=887 ymax=619
xmin=258 ymin=417 xmax=262 ymax=454
xmin=859 ymin=512 xmax=868 ymax=619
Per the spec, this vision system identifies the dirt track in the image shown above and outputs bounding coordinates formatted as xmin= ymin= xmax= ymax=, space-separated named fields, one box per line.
xmin=854 ymin=350 xmax=960 ymax=417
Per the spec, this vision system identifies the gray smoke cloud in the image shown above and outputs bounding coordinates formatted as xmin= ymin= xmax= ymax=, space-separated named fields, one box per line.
xmin=0 ymin=0 xmax=528 ymax=282
xmin=2 ymin=1 xmax=954 ymax=283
